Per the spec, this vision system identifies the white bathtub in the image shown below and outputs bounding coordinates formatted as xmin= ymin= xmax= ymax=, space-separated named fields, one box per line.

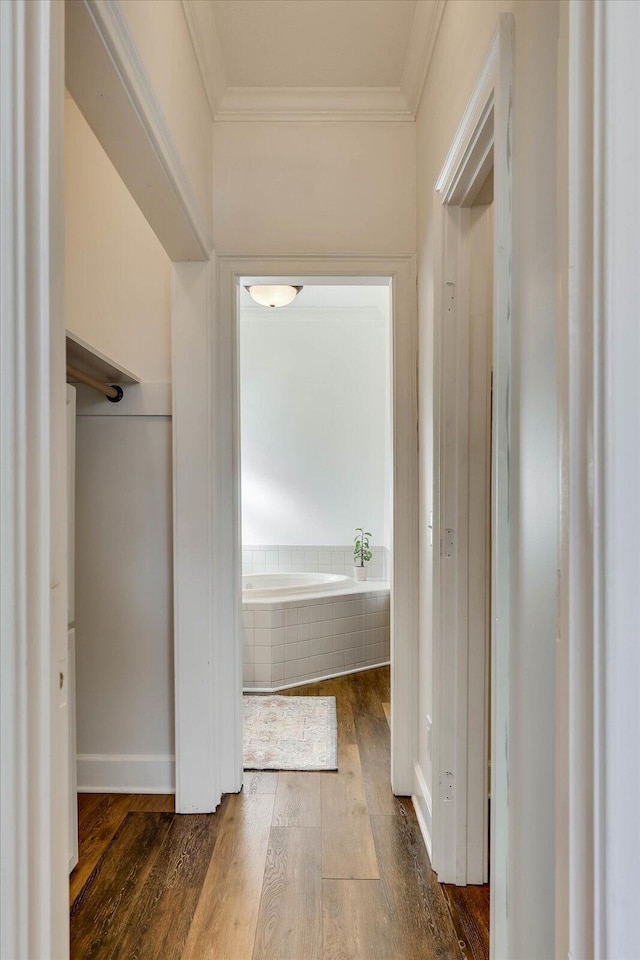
xmin=242 ymin=572 xmax=390 ymax=691
xmin=242 ymin=571 xmax=354 ymax=599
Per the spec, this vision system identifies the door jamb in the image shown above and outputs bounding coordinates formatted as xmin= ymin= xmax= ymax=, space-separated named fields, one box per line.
xmin=559 ymin=2 xmax=640 ymax=956
xmin=0 ymin=1 xmax=68 ymax=956
xmin=430 ymin=14 xmax=513 ymax=955
xmin=215 ymin=255 xmax=418 ymax=796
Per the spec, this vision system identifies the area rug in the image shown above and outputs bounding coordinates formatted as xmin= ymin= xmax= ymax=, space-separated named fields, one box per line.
xmin=243 ymin=695 xmax=338 ymax=771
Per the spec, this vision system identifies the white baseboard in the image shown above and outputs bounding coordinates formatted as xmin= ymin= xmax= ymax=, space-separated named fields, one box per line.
xmin=77 ymin=753 xmax=175 ymax=794
xmin=412 ymin=761 xmax=433 ymax=861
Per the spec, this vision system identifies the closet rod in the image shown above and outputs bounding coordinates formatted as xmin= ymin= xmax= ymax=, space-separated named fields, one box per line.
xmin=66 ymin=364 xmax=124 ymax=402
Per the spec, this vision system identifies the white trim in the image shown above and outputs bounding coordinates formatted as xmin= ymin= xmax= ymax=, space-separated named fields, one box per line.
xmin=77 ymin=754 xmax=175 ymax=794
xmin=436 ymin=30 xmax=499 ymax=203
xmin=432 ymin=200 xmax=493 ymax=887
xmin=430 ymin=12 xmax=513 ymax=953
xmin=0 ymin=1 xmax=68 ymax=955
xmin=488 ymin=20 xmax=513 ymax=958
xmin=65 ymin=0 xmax=212 ymax=261
xmin=66 ymin=330 xmax=141 ymax=384
xmin=172 ymin=261 xmax=220 ymax=813
xmin=181 ymin=0 xmax=226 ymax=120
xmin=601 ymin=2 xmax=640 ymax=951
xmin=184 ymin=0 xmax=446 ymax=123
xmin=401 ymin=0 xmax=447 ymax=116
xmin=67 ymin=630 xmax=78 ymax=873
xmin=215 ymin=86 xmax=413 ymax=123
xmin=412 ymin=762 xmax=434 ymax=860
xmin=85 ymin=0 xmax=213 ymax=255
xmin=213 ymin=255 xmax=418 ymax=797
xmin=559 ymin=4 xmax=598 ymax=955
xmin=244 ymin=661 xmax=391 ymax=694
xmin=561 ymin=2 xmax=640 ymax=956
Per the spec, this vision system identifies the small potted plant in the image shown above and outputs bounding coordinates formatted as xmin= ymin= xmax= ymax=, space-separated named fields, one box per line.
xmin=353 ymin=527 xmax=373 ymax=581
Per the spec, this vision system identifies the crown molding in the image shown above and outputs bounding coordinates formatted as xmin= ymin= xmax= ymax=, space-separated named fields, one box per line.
xmin=401 ymin=0 xmax=447 ymax=116
xmin=181 ymin=0 xmax=226 ymax=120
xmin=183 ymin=0 xmax=446 ymax=123
xmin=215 ymin=86 xmax=413 ymax=122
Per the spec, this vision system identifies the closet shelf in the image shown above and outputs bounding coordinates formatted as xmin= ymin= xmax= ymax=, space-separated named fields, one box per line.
xmin=65 ymin=332 xmax=141 ymax=385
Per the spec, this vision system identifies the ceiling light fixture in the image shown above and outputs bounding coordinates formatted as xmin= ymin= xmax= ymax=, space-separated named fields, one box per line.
xmin=245 ymin=284 xmax=303 ymax=308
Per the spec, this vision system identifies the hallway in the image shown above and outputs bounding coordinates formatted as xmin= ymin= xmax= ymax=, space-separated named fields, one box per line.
xmin=70 ymin=668 xmax=488 ymax=959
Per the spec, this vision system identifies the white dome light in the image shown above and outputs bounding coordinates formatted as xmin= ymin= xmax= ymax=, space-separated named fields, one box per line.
xmin=246 ymin=284 xmax=303 ymax=308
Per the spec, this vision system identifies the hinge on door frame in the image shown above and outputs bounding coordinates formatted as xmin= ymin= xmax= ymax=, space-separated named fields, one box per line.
xmin=440 ymin=770 xmax=454 ymax=802
xmin=441 ymin=527 xmax=455 ymax=558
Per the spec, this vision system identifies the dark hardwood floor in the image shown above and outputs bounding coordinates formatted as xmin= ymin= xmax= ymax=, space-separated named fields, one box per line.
xmin=443 ymin=883 xmax=490 ymax=960
xmin=70 ymin=667 xmax=489 ymax=959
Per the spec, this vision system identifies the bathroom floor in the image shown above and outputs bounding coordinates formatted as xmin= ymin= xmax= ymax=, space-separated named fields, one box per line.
xmin=69 ymin=668 xmax=489 ymax=959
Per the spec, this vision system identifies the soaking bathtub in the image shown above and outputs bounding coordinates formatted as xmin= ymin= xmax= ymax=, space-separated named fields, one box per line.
xmin=241 ymin=572 xmax=390 ymax=691
xmin=243 ymin=571 xmax=355 ymax=598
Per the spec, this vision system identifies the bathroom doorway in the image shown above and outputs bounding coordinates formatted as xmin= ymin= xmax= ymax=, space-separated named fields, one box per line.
xmin=238 ymin=281 xmax=392 ymax=698
xmin=197 ymin=256 xmax=418 ymax=805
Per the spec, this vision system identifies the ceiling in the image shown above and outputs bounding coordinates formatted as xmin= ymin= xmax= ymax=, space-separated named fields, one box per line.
xmin=240 ymin=282 xmax=389 ymax=309
xmin=240 ymin=283 xmax=389 ymax=322
xmin=183 ymin=0 xmax=446 ymax=120
xmin=212 ymin=0 xmax=416 ymax=89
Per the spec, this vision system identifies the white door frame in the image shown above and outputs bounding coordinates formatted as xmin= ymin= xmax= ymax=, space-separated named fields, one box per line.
xmin=0 ymin=1 xmax=68 ymax=957
xmin=557 ymin=2 xmax=640 ymax=957
xmin=214 ymin=255 xmax=418 ymax=796
xmin=430 ymin=10 xmax=512 ymax=948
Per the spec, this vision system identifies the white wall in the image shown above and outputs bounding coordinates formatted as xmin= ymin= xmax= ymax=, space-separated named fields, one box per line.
xmin=240 ymin=294 xmax=390 ymax=547
xmin=119 ymin=0 xmax=213 ymax=233
xmin=213 ymin=120 xmax=416 ymax=255
xmin=74 ymin=408 xmax=174 ymax=791
xmin=415 ymin=1 xmax=562 ymax=956
xmin=65 ymin=93 xmax=176 ymax=792
xmin=64 ymin=95 xmax=172 ymax=382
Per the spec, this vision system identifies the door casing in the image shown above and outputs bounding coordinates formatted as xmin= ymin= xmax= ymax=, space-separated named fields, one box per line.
xmin=430 ymin=16 xmax=513 ymax=959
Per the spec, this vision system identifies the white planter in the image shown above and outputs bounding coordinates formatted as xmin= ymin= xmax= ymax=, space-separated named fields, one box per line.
xmin=353 ymin=565 xmax=367 ymax=582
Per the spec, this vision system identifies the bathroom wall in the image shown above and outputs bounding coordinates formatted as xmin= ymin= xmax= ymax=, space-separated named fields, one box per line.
xmin=240 ymin=288 xmax=391 ymax=553
xmin=242 ymin=545 xmax=389 ymax=581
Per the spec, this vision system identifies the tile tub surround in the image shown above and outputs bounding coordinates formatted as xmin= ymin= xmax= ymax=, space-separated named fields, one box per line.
xmin=242 ymin=544 xmax=390 ymax=580
xmin=242 ymin=584 xmax=391 ymax=691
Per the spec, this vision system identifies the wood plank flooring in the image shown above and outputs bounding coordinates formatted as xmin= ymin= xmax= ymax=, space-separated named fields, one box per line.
xmin=443 ymin=882 xmax=491 ymax=960
xmin=70 ymin=667 xmax=488 ymax=959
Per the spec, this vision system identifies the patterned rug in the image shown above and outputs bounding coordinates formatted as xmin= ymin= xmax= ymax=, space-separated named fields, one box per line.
xmin=243 ymin=695 xmax=338 ymax=771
